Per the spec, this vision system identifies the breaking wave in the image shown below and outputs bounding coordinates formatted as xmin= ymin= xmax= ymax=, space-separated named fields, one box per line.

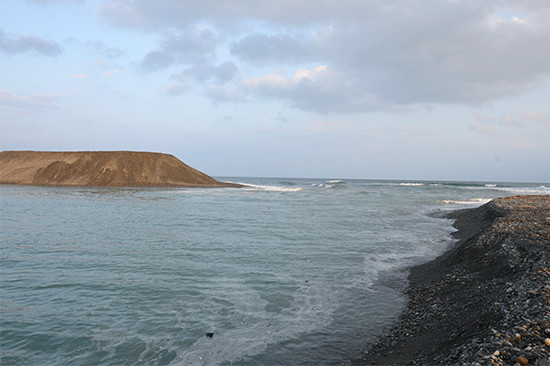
xmin=440 ymin=198 xmax=492 ymax=205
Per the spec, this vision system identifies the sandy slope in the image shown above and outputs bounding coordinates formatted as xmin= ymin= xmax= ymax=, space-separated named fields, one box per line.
xmin=0 ymin=151 xmax=240 ymax=187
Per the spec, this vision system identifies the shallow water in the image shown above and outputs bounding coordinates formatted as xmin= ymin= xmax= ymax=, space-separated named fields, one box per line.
xmin=1 ymin=179 xmax=548 ymax=365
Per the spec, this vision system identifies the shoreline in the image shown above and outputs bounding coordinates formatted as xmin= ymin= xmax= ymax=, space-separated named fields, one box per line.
xmin=0 ymin=181 xmax=244 ymax=189
xmin=353 ymin=195 xmax=550 ymax=365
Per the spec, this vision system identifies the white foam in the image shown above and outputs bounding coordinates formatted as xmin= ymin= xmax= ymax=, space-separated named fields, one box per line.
xmin=312 ymin=183 xmax=336 ymax=189
xmin=326 ymin=180 xmax=343 ymax=184
xmin=456 ymin=183 xmax=550 ymax=195
xmin=399 ymin=183 xmax=425 ymax=186
xmin=491 ymin=185 xmax=550 ymax=195
xmin=174 ymin=278 xmax=337 ymax=365
xmin=239 ymin=183 xmax=302 ymax=192
xmin=440 ymin=198 xmax=491 ymax=205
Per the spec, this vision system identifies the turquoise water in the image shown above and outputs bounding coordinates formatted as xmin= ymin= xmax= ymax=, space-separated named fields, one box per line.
xmin=1 ymin=178 xmax=548 ymax=365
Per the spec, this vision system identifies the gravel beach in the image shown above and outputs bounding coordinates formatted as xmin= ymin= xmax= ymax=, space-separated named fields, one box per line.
xmin=354 ymin=195 xmax=550 ymax=366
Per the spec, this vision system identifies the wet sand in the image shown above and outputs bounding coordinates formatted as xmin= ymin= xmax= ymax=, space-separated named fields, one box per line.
xmin=353 ymin=195 xmax=550 ymax=365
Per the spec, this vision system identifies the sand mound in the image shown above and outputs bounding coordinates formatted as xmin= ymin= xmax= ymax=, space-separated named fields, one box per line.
xmin=0 ymin=151 xmax=240 ymax=188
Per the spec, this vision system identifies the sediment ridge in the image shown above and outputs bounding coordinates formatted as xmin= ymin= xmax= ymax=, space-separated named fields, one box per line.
xmin=0 ymin=150 xmax=242 ymax=188
xmin=354 ymin=195 xmax=550 ymax=366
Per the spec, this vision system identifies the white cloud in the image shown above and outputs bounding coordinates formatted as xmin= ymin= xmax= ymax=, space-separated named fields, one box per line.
xmin=173 ymin=61 xmax=239 ymax=84
xmin=244 ymin=65 xmax=400 ymax=113
xmin=0 ymin=89 xmax=60 ymax=114
xmin=501 ymin=140 xmax=537 ymax=149
xmin=69 ymin=74 xmax=89 ymax=79
xmin=25 ymin=0 xmax=84 ymax=4
xmin=520 ymin=110 xmax=550 ymax=124
xmin=230 ymin=33 xmax=320 ymax=65
xmin=85 ymin=40 xmax=123 ymax=59
xmin=499 ymin=114 xmax=520 ymax=126
xmin=204 ymin=86 xmax=242 ymax=104
xmin=0 ymin=28 xmax=62 ymax=56
xmin=141 ymin=27 xmax=219 ymax=72
xmin=468 ymin=122 xmax=495 ymax=135
xmin=103 ymin=70 xmax=120 ymax=77
xmin=98 ymin=0 xmax=550 ymax=113
xmin=473 ymin=112 xmax=495 ymax=123
xmin=166 ymin=83 xmax=190 ymax=96
xmin=98 ymin=0 xmax=377 ymax=30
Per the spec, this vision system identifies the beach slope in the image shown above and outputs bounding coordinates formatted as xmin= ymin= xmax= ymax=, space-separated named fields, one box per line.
xmin=355 ymin=195 xmax=550 ymax=365
xmin=0 ymin=150 xmax=241 ymax=188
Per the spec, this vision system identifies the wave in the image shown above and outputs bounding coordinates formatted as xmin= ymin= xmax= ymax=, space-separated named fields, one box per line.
xmin=440 ymin=198 xmax=492 ymax=205
xmin=399 ymin=183 xmax=425 ymax=186
xmin=326 ymin=180 xmax=343 ymax=184
xmin=498 ymin=185 xmax=548 ymax=192
xmin=486 ymin=185 xmax=549 ymax=195
xmin=238 ymin=183 xmax=302 ymax=192
xmin=313 ymin=183 xmax=339 ymax=189
xmin=435 ymin=182 xmax=549 ymax=195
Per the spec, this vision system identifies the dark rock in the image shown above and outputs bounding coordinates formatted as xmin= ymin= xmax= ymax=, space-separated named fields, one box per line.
xmin=352 ymin=196 xmax=550 ymax=366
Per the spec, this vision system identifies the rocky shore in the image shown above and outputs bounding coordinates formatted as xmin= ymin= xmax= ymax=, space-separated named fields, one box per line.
xmin=354 ymin=195 xmax=550 ymax=366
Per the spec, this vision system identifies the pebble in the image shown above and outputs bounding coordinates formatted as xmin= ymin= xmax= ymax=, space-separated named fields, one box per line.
xmin=516 ymin=356 xmax=528 ymax=365
xmin=358 ymin=196 xmax=550 ymax=366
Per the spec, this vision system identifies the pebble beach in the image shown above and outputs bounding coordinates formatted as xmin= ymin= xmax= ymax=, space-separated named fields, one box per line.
xmin=355 ymin=195 xmax=550 ymax=366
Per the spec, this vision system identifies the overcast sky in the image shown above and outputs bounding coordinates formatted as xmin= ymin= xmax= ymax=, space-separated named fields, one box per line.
xmin=1 ymin=0 xmax=549 ymax=182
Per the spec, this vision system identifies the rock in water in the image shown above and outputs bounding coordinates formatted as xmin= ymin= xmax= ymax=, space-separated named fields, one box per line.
xmin=0 ymin=151 xmax=242 ymax=188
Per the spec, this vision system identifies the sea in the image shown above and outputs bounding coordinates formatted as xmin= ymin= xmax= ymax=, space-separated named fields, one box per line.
xmin=1 ymin=178 xmax=548 ymax=365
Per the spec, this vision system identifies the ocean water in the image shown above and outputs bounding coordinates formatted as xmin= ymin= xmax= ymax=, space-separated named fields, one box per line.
xmin=1 ymin=178 xmax=548 ymax=365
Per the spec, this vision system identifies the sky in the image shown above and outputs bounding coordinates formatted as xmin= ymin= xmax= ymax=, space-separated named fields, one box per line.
xmin=1 ymin=0 xmax=549 ymax=182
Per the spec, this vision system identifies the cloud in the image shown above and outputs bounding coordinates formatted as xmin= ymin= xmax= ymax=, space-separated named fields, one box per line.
xmin=0 ymin=89 xmax=60 ymax=114
xmin=520 ymin=110 xmax=550 ymax=124
xmin=173 ymin=61 xmax=239 ymax=84
xmin=230 ymin=34 xmax=320 ymax=65
xmin=243 ymin=65 xmax=391 ymax=113
xmin=474 ymin=110 xmax=550 ymax=129
xmin=141 ymin=27 xmax=219 ymax=72
xmin=204 ymin=86 xmax=242 ymax=104
xmin=99 ymin=1 xmax=550 ymax=113
xmin=103 ymin=69 xmax=121 ymax=77
xmin=472 ymin=112 xmax=495 ymax=123
xmin=166 ymin=83 xmax=191 ymax=96
xmin=501 ymin=140 xmax=537 ymax=149
xmin=213 ymin=62 xmax=240 ymax=83
xmin=68 ymin=74 xmax=89 ymax=79
xmin=0 ymin=28 xmax=62 ymax=56
xmin=98 ymin=0 xmax=386 ymax=30
xmin=85 ymin=40 xmax=123 ymax=58
xmin=26 ymin=0 xmax=84 ymax=4
xmin=468 ymin=122 xmax=495 ymax=135
xmin=499 ymin=114 xmax=520 ymax=127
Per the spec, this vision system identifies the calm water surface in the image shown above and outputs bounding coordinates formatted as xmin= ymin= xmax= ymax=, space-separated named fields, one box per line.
xmin=1 ymin=178 xmax=548 ymax=365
